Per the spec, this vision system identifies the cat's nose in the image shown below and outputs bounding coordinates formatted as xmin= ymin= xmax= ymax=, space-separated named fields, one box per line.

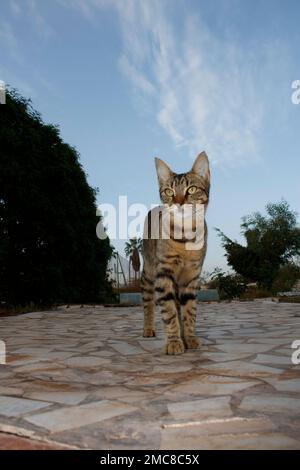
xmin=173 ymin=194 xmax=185 ymax=205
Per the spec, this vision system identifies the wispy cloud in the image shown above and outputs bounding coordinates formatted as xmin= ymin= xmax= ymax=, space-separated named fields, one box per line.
xmin=7 ymin=0 xmax=55 ymax=39
xmin=119 ymin=55 xmax=155 ymax=96
xmin=27 ymin=0 xmax=55 ymax=39
xmin=61 ymin=0 xmax=290 ymax=167
xmin=0 ymin=20 xmax=23 ymax=63
xmin=9 ymin=0 xmax=22 ymax=16
xmin=1 ymin=1 xmax=58 ymax=97
xmin=111 ymin=0 xmax=267 ymax=167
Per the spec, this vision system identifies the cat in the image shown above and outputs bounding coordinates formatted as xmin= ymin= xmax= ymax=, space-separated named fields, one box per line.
xmin=141 ymin=152 xmax=210 ymax=355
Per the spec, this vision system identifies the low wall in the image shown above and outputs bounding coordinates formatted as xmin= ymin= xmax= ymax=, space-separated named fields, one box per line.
xmin=120 ymin=289 xmax=219 ymax=305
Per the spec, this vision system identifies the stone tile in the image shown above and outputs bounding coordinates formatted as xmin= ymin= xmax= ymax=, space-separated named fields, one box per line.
xmin=204 ymin=360 xmax=283 ymax=376
xmin=169 ymin=379 xmax=258 ymax=396
xmin=248 ymin=339 xmax=293 ymax=346
xmin=167 ymin=397 xmax=232 ymax=420
xmin=109 ymin=342 xmax=144 ymax=355
xmin=81 ymin=341 xmax=104 ymax=348
xmin=0 ymin=432 xmax=72 ymax=450
xmin=20 ymin=379 xmax=87 ymax=393
xmin=13 ymin=362 xmax=66 ymax=373
xmin=6 ymin=357 xmax=41 ymax=367
xmin=152 ymin=364 xmax=193 ymax=373
xmin=61 ymin=369 xmax=125 ymax=386
xmin=10 ymin=347 xmax=53 ymax=356
xmin=0 ymin=396 xmax=51 ymax=417
xmin=139 ymin=340 xmax=165 ymax=351
xmin=1 ymin=301 xmax=300 ymax=449
xmin=25 ymin=391 xmax=88 ymax=405
xmin=91 ymin=350 xmax=115 ymax=357
xmin=25 ymin=400 xmax=137 ymax=432
xmin=161 ymin=431 xmax=300 ymax=450
xmin=216 ymin=343 xmax=273 ymax=354
xmin=127 ymin=375 xmax=174 ymax=386
xmin=90 ymin=387 xmax=152 ymax=404
xmin=254 ymin=354 xmax=291 ymax=366
xmin=0 ymin=369 xmax=12 ymax=379
xmin=161 ymin=416 xmax=276 ymax=448
xmin=239 ymin=394 xmax=300 ymax=414
xmin=63 ymin=356 xmax=111 ymax=368
xmin=264 ymin=378 xmax=300 ymax=393
xmin=201 ymin=352 xmax=253 ymax=362
xmin=275 ymin=348 xmax=295 ymax=356
xmin=0 ymin=386 xmax=24 ymax=396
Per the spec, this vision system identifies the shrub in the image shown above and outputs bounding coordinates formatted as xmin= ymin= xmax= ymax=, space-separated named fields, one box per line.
xmin=271 ymin=263 xmax=300 ymax=294
xmin=216 ymin=201 xmax=300 ymax=290
xmin=209 ymin=269 xmax=247 ymax=300
xmin=0 ymin=89 xmax=113 ymax=306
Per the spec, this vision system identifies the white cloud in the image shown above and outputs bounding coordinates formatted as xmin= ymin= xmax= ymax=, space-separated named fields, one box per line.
xmin=10 ymin=0 xmax=22 ymax=16
xmin=0 ymin=20 xmax=22 ymax=63
xmin=62 ymin=0 xmax=289 ymax=167
xmin=2 ymin=1 xmax=57 ymax=96
xmin=111 ymin=1 xmax=268 ymax=167
xmin=8 ymin=0 xmax=55 ymax=39
xmin=27 ymin=0 xmax=55 ymax=39
xmin=119 ymin=55 xmax=155 ymax=96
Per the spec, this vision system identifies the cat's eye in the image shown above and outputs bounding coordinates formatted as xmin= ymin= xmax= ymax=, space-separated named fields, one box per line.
xmin=164 ymin=188 xmax=174 ymax=197
xmin=187 ymin=186 xmax=197 ymax=195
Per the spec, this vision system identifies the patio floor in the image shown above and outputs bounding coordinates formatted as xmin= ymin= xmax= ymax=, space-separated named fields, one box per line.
xmin=0 ymin=301 xmax=300 ymax=450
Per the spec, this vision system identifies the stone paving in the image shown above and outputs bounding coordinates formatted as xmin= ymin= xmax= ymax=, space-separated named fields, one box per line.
xmin=0 ymin=301 xmax=300 ymax=450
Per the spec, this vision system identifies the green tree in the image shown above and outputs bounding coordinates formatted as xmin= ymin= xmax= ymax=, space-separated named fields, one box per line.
xmin=209 ymin=268 xmax=247 ymax=300
xmin=0 ymin=89 xmax=113 ymax=306
xmin=124 ymin=237 xmax=142 ymax=282
xmin=216 ymin=201 xmax=300 ymax=290
xmin=124 ymin=237 xmax=143 ymax=258
xmin=271 ymin=263 xmax=300 ymax=293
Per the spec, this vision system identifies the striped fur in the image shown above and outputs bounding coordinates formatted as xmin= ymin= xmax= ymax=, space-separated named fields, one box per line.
xmin=142 ymin=152 xmax=210 ymax=355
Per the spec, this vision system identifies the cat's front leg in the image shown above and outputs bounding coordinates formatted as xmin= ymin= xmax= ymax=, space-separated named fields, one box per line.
xmin=179 ymin=275 xmax=200 ymax=349
xmin=155 ymin=270 xmax=184 ymax=355
xmin=141 ymin=270 xmax=156 ymax=337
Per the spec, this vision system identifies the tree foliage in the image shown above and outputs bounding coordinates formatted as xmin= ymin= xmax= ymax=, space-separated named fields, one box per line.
xmin=124 ymin=237 xmax=143 ymax=258
xmin=209 ymin=268 xmax=247 ymax=300
xmin=271 ymin=263 xmax=300 ymax=293
xmin=216 ymin=201 xmax=300 ymax=289
xmin=0 ymin=89 xmax=112 ymax=305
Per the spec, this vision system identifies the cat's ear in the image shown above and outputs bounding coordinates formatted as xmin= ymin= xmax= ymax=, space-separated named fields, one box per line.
xmin=155 ymin=157 xmax=173 ymax=183
xmin=191 ymin=151 xmax=210 ymax=182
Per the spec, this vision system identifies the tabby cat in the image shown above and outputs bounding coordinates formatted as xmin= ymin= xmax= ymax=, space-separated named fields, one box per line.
xmin=141 ymin=152 xmax=210 ymax=355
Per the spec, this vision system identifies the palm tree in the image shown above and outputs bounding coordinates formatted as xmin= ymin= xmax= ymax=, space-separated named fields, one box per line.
xmin=124 ymin=237 xmax=143 ymax=257
xmin=124 ymin=237 xmax=142 ymax=282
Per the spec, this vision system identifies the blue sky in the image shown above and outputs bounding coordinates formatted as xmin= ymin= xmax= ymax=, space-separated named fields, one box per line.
xmin=1 ymin=0 xmax=300 ymax=272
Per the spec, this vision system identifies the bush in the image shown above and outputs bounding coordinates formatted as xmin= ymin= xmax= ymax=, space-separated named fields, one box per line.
xmin=0 ymin=89 xmax=113 ymax=306
xmin=239 ymin=286 xmax=271 ymax=300
xmin=271 ymin=263 xmax=300 ymax=294
xmin=216 ymin=201 xmax=300 ymax=290
xmin=208 ymin=269 xmax=247 ymax=300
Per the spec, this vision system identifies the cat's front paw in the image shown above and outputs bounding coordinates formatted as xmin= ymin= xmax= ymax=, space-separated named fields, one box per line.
xmin=143 ymin=328 xmax=156 ymax=337
xmin=164 ymin=339 xmax=185 ymax=355
xmin=184 ymin=336 xmax=201 ymax=349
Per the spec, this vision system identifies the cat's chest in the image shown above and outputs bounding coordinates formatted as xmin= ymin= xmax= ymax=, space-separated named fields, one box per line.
xmin=157 ymin=240 xmax=203 ymax=268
